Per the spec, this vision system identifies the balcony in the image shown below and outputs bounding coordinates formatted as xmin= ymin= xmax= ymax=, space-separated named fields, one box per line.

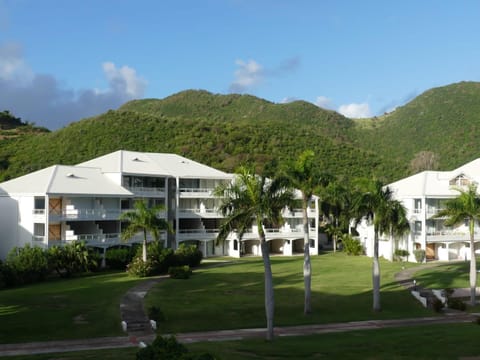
xmin=49 ymin=208 xmax=123 ymax=221
xmin=179 ymin=188 xmax=215 ymax=198
xmin=178 ymin=208 xmax=222 ymax=218
xmin=124 ymin=186 xmax=165 ymax=197
xmin=426 ymin=229 xmax=479 ymax=242
xmin=178 ymin=228 xmax=219 ymax=241
xmin=51 ymin=232 xmax=166 ymax=246
xmin=282 ymin=208 xmax=317 ymax=218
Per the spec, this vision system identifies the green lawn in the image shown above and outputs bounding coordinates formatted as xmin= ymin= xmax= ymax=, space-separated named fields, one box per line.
xmin=414 ymin=260 xmax=475 ymax=289
xmin=0 ymin=272 xmax=142 ymax=343
xmin=4 ymin=323 xmax=480 ymax=359
xmin=146 ymin=253 xmax=433 ymax=334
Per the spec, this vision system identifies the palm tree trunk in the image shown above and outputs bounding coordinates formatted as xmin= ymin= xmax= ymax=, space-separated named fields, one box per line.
xmin=142 ymin=229 xmax=148 ymax=262
xmin=302 ymin=204 xmax=312 ymax=315
xmin=470 ymin=221 xmax=477 ymax=307
xmin=260 ymin=234 xmax=275 ymax=341
xmin=372 ymin=229 xmax=381 ymax=312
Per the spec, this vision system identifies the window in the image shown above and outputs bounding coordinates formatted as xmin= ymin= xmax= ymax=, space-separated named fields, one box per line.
xmin=34 ymin=223 xmax=45 ymax=236
xmin=34 ymin=197 xmax=45 ymax=209
xmin=414 ymin=221 xmax=422 ymax=235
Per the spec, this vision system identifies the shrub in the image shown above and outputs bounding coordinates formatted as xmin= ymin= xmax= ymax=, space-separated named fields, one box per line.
xmin=341 ymin=234 xmax=363 ymax=256
xmin=431 ymin=298 xmax=444 ymax=313
xmin=136 ymin=335 xmax=216 ymax=360
xmin=394 ymin=249 xmax=409 ymax=261
xmin=6 ymin=244 xmax=50 ymax=285
xmin=48 ymin=241 xmax=98 ymax=278
xmin=106 ymin=246 xmax=136 ymax=270
xmin=127 ymin=257 xmax=155 ymax=277
xmin=168 ymin=265 xmax=192 ymax=279
xmin=136 ymin=335 xmax=188 ymax=360
xmin=174 ymin=244 xmax=203 ymax=268
xmin=413 ymin=249 xmax=426 ymax=263
xmin=147 ymin=306 xmax=165 ymax=322
xmin=448 ymin=298 xmax=467 ymax=311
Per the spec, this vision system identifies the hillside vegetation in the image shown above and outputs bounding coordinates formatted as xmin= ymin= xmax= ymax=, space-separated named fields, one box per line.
xmin=0 ymin=82 xmax=479 ymax=183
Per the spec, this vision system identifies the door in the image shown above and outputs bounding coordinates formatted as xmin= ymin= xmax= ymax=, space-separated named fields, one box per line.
xmin=426 ymin=243 xmax=436 ymax=260
xmin=49 ymin=224 xmax=61 ymax=241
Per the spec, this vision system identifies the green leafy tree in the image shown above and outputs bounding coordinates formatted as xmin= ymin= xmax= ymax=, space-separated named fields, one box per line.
xmin=434 ymin=184 xmax=480 ymax=306
xmin=352 ymin=178 xmax=396 ymax=312
xmin=120 ymin=200 xmax=171 ymax=262
xmin=215 ymin=166 xmax=294 ymax=340
xmin=284 ymin=150 xmax=330 ymax=315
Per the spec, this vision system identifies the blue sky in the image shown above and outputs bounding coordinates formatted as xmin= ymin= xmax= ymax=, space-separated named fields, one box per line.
xmin=1 ymin=0 xmax=479 ymax=129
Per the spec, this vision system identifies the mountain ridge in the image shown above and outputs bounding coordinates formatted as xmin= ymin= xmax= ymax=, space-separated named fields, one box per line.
xmin=0 ymin=81 xmax=479 ymax=183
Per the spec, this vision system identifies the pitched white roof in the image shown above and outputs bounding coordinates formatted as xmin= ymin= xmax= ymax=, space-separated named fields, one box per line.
xmin=389 ymin=158 xmax=480 ymax=199
xmin=78 ymin=150 xmax=232 ymax=179
xmin=0 ymin=165 xmax=133 ymax=196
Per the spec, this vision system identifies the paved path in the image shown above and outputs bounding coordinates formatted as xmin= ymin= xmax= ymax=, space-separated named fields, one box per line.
xmin=0 ymin=261 xmax=477 ymax=357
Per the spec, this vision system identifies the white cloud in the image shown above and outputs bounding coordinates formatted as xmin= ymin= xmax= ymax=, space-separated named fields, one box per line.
xmin=229 ymin=59 xmax=264 ymax=93
xmin=229 ymin=57 xmax=300 ymax=93
xmin=338 ymin=102 xmax=372 ymax=118
xmin=102 ymin=61 xmax=146 ymax=98
xmin=0 ymin=42 xmax=147 ymax=129
xmin=314 ymin=96 xmax=334 ymax=110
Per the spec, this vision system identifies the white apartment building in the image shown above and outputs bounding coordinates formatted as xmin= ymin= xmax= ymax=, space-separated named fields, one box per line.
xmin=356 ymin=158 xmax=480 ymax=262
xmin=0 ymin=150 xmax=321 ymax=260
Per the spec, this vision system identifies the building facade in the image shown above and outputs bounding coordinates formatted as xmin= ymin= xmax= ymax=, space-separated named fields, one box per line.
xmin=356 ymin=159 xmax=480 ymax=262
xmin=0 ymin=150 xmax=321 ymax=259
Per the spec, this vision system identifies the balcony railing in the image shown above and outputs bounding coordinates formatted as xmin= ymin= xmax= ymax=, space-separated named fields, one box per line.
xmin=124 ymin=186 xmax=165 ymax=196
xmin=49 ymin=208 xmax=123 ymax=221
xmin=179 ymin=188 xmax=215 ymax=197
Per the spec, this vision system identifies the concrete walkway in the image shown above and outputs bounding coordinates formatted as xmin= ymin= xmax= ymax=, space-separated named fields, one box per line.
xmin=0 ymin=261 xmax=477 ymax=357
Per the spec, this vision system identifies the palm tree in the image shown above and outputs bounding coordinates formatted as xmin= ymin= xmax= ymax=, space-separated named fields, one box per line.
xmin=352 ymin=178 xmax=396 ymax=312
xmin=215 ymin=166 xmax=294 ymax=340
xmin=119 ymin=200 xmax=171 ymax=262
xmin=379 ymin=199 xmax=410 ymax=261
xmin=434 ymin=184 xmax=480 ymax=306
xmin=284 ymin=150 xmax=330 ymax=315
xmin=322 ymin=181 xmax=350 ymax=252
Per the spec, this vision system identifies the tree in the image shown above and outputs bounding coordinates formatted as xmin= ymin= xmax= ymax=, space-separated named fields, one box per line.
xmin=379 ymin=199 xmax=410 ymax=260
xmin=322 ymin=181 xmax=350 ymax=252
xmin=215 ymin=166 xmax=294 ymax=340
xmin=119 ymin=200 xmax=171 ymax=262
xmin=434 ymin=184 xmax=480 ymax=306
xmin=352 ymin=178 xmax=396 ymax=312
xmin=284 ymin=150 xmax=330 ymax=315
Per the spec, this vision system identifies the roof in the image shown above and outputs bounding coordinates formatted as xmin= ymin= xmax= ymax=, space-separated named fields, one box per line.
xmin=77 ymin=150 xmax=232 ymax=179
xmin=388 ymin=158 xmax=480 ymax=199
xmin=0 ymin=165 xmax=133 ymax=196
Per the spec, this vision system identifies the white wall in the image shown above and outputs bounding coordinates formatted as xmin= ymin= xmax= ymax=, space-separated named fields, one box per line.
xmin=0 ymin=196 xmax=19 ymax=259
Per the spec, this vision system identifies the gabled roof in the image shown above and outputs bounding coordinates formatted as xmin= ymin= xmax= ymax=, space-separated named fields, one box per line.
xmin=0 ymin=165 xmax=133 ymax=196
xmin=77 ymin=150 xmax=232 ymax=179
xmin=388 ymin=158 xmax=480 ymax=198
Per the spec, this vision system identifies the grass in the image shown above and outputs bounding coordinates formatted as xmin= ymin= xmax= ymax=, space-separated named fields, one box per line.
xmin=145 ymin=253 xmax=433 ymax=334
xmin=414 ymin=260 xmax=475 ymax=289
xmin=4 ymin=323 xmax=480 ymax=359
xmin=0 ymin=271 xmax=142 ymax=344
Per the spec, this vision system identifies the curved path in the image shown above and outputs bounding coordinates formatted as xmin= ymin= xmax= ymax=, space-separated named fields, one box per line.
xmin=0 ymin=262 xmax=477 ymax=357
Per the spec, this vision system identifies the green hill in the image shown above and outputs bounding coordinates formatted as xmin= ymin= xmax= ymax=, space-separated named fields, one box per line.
xmin=1 ymin=82 xmax=480 ymax=183
xmin=354 ymin=81 xmax=480 ymax=170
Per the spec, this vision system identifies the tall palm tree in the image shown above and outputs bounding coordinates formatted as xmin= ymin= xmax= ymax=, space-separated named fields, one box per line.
xmin=215 ymin=166 xmax=294 ymax=340
xmin=119 ymin=200 xmax=171 ymax=262
xmin=434 ymin=184 xmax=480 ymax=306
xmin=284 ymin=150 xmax=331 ymax=315
xmin=352 ymin=178 xmax=395 ymax=312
